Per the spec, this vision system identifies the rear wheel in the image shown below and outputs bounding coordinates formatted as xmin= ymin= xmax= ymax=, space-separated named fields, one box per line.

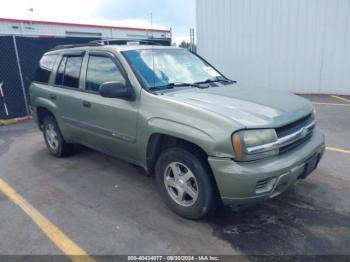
xmin=155 ymin=147 xmax=218 ymax=219
xmin=42 ymin=115 xmax=74 ymax=157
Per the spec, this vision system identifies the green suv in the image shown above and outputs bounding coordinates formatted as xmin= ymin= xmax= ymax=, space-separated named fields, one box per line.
xmin=29 ymin=41 xmax=325 ymax=219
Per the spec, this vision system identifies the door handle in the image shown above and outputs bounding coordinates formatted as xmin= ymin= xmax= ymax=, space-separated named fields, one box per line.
xmin=82 ymin=101 xmax=91 ymax=108
xmin=49 ymin=94 xmax=57 ymax=100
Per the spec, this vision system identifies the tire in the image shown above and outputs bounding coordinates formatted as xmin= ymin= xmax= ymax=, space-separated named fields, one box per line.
xmin=42 ymin=115 xmax=74 ymax=157
xmin=155 ymin=147 xmax=218 ymax=219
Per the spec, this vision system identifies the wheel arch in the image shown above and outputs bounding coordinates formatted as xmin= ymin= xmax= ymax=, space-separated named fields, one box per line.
xmin=146 ymin=133 xmax=210 ymax=175
xmin=33 ymin=97 xmax=60 ymax=130
xmin=36 ymin=106 xmax=56 ymax=130
xmin=142 ymin=118 xmax=215 ymax=174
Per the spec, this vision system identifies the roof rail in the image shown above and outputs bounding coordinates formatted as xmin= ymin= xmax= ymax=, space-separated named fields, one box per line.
xmin=90 ymin=38 xmax=170 ymax=46
xmin=49 ymin=37 xmax=171 ymax=51
xmin=49 ymin=42 xmax=103 ymax=51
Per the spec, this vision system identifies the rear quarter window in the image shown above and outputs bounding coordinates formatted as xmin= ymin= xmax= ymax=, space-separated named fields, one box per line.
xmin=33 ymin=54 xmax=58 ymax=84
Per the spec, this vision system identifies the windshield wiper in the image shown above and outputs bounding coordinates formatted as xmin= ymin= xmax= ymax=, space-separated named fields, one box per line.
xmin=149 ymin=82 xmax=204 ymax=91
xmin=195 ymin=77 xmax=236 ymax=85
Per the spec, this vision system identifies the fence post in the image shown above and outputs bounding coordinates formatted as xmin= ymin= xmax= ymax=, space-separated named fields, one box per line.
xmin=12 ymin=35 xmax=30 ymax=116
xmin=0 ymin=81 xmax=9 ymax=118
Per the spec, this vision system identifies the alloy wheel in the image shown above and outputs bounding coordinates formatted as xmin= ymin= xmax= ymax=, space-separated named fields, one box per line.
xmin=164 ymin=162 xmax=199 ymax=207
xmin=45 ymin=123 xmax=59 ymax=152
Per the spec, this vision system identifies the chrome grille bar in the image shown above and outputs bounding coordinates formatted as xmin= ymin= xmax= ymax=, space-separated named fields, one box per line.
xmin=246 ymin=120 xmax=316 ymax=154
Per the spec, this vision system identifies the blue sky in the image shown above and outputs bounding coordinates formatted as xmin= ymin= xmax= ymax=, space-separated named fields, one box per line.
xmin=93 ymin=0 xmax=195 ymax=43
xmin=0 ymin=0 xmax=196 ymax=44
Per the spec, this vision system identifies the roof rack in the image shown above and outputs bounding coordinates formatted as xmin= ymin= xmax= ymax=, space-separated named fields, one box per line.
xmin=50 ymin=38 xmax=171 ymax=51
xmin=50 ymin=42 xmax=102 ymax=51
xmin=90 ymin=38 xmax=170 ymax=46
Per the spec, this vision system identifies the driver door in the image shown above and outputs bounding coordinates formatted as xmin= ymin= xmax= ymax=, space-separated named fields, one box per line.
xmin=77 ymin=51 xmax=139 ymax=162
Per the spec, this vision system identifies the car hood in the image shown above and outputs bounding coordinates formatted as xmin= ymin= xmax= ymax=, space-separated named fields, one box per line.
xmin=162 ymin=84 xmax=313 ymax=128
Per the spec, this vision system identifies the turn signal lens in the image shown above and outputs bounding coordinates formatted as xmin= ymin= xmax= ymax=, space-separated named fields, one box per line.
xmin=232 ymin=133 xmax=244 ymax=159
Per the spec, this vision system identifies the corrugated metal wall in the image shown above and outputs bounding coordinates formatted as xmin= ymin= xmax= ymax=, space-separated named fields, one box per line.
xmin=196 ymin=0 xmax=350 ymax=94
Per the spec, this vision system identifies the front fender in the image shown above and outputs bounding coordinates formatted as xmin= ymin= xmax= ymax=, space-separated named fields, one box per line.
xmin=138 ymin=117 xmax=216 ymax=169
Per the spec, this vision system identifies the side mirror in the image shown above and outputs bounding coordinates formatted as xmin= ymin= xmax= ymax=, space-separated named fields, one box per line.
xmin=99 ymin=81 xmax=134 ymax=100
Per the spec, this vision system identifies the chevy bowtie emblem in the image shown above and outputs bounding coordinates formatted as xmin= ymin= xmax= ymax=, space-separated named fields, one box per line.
xmin=300 ymin=127 xmax=308 ymax=138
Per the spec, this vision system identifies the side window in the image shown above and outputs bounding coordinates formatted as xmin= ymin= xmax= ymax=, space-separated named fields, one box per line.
xmin=64 ymin=56 xmax=83 ymax=88
xmin=55 ymin=56 xmax=66 ymax=85
xmin=85 ymin=55 xmax=125 ymax=92
xmin=54 ymin=55 xmax=83 ymax=88
xmin=33 ymin=54 xmax=58 ymax=83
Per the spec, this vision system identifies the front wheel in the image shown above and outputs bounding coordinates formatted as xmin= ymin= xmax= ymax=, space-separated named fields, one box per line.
xmin=155 ymin=147 xmax=218 ymax=219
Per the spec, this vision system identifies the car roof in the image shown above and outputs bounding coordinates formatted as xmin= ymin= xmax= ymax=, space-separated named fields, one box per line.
xmin=111 ymin=45 xmax=180 ymax=51
xmin=46 ymin=44 xmax=182 ymax=55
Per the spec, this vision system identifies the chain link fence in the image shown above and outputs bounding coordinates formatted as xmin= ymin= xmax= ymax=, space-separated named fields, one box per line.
xmin=0 ymin=36 xmax=26 ymax=119
xmin=0 ymin=35 xmax=171 ymax=120
xmin=0 ymin=35 xmax=98 ymax=119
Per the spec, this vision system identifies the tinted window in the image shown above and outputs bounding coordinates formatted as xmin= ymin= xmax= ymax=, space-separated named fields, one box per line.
xmin=33 ymin=55 xmax=58 ymax=83
xmin=54 ymin=56 xmax=83 ymax=88
xmin=85 ymin=56 xmax=124 ymax=92
xmin=55 ymin=56 xmax=66 ymax=85
xmin=63 ymin=56 xmax=83 ymax=88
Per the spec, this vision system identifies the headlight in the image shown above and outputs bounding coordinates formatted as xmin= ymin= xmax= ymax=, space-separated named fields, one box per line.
xmin=232 ymin=129 xmax=279 ymax=161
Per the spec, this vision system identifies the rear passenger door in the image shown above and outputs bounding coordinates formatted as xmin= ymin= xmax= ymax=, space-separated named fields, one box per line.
xmin=52 ymin=52 xmax=89 ymax=143
xmin=77 ymin=51 xmax=139 ymax=162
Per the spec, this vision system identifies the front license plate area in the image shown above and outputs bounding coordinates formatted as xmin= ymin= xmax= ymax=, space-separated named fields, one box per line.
xmin=299 ymin=154 xmax=320 ymax=179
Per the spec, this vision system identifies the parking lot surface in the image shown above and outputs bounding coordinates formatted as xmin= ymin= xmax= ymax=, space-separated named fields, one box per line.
xmin=0 ymin=95 xmax=349 ymax=257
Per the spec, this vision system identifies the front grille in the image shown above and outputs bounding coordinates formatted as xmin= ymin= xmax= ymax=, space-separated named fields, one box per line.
xmin=276 ymin=114 xmax=314 ymax=138
xmin=276 ymin=114 xmax=315 ymax=154
xmin=279 ymin=132 xmax=313 ymax=154
xmin=255 ymin=177 xmax=276 ymax=194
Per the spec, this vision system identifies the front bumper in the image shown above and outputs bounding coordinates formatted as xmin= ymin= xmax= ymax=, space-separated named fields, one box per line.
xmin=208 ymin=127 xmax=325 ymax=207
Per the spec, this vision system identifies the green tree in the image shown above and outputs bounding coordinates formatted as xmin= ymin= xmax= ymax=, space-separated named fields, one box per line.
xmin=179 ymin=41 xmax=197 ymax=52
xmin=179 ymin=41 xmax=190 ymax=49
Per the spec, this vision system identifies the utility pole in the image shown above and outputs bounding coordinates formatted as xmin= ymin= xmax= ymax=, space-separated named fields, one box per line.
xmin=189 ymin=28 xmax=195 ymax=52
xmin=27 ymin=8 xmax=34 ymax=30
xmin=150 ymin=12 xmax=154 ymax=39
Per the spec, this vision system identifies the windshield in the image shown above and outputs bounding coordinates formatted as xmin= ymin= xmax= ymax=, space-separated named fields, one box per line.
xmin=122 ymin=49 xmax=222 ymax=90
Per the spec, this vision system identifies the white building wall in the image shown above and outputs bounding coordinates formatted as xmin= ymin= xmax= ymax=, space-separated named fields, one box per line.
xmin=196 ymin=0 xmax=350 ymax=95
xmin=0 ymin=19 xmax=171 ymax=39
